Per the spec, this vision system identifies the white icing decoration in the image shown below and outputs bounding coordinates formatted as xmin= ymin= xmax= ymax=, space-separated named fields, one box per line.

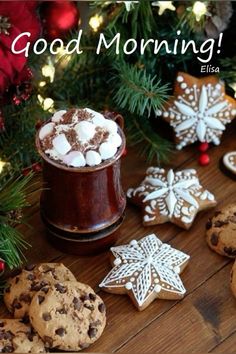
xmin=223 ymin=151 xmax=236 ymax=175
xmin=159 ymin=78 xmax=236 ymax=149
xmin=127 ymin=167 xmax=216 ymax=226
xmin=114 ymin=258 xmax=122 ymax=266
xmin=99 ymin=234 xmax=190 ymax=308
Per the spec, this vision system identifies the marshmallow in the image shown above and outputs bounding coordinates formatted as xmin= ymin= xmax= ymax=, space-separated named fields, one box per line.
xmin=52 ymin=134 xmax=71 ymax=155
xmin=75 ymin=121 xmax=96 ymax=141
xmin=107 ymin=133 xmax=122 ymax=148
xmin=45 ymin=148 xmax=61 ymax=160
xmin=63 ymin=151 xmax=86 ymax=167
xmin=51 ymin=110 xmax=67 ymax=123
xmin=86 ymin=151 xmax=102 ymax=166
xmin=103 ymin=119 xmax=118 ymax=134
xmin=39 ymin=123 xmax=55 ymax=140
xmin=99 ymin=142 xmax=117 ymax=160
xmin=85 ymin=108 xmax=106 ymax=127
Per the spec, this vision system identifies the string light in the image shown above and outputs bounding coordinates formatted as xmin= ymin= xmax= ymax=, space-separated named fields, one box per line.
xmin=192 ymin=1 xmax=208 ymax=22
xmin=41 ymin=61 xmax=55 ymax=83
xmin=55 ymin=47 xmax=71 ymax=67
xmin=89 ymin=14 xmax=103 ymax=32
xmin=38 ymin=95 xmax=54 ymax=112
xmin=39 ymin=81 xmax=46 ymax=87
xmin=152 ymin=1 xmax=176 ymax=15
xmin=0 ymin=161 xmax=6 ymax=173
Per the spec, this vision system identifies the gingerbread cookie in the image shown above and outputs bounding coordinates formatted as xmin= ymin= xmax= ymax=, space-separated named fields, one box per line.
xmin=99 ymin=234 xmax=190 ymax=311
xmin=206 ymin=204 xmax=236 ymax=257
xmin=223 ymin=151 xmax=236 ymax=175
xmin=127 ymin=167 xmax=217 ymax=229
xmin=0 ymin=319 xmax=45 ymax=353
xmin=156 ymin=72 xmax=236 ymax=150
xmin=4 ymin=263 xmax=76 ymax=319
xmin=230 ymin=260 xmax=236 ymax=298
xmin=29 ymin=281 xmax=106 ymax=351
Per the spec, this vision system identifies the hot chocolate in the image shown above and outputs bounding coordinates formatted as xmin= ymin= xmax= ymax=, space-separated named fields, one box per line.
xmin=39 ymin=108 xmax=123 ymax=167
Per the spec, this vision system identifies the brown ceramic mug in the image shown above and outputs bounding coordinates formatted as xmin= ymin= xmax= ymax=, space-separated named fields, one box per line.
xmin=36 ymin=112 xmax=126 ymax=242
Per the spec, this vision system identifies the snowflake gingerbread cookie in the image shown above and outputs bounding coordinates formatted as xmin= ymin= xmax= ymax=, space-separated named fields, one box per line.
xmin=127 ymin=167 xmax=217 ymax=229
xmin=156 ymin=72 xmax=236 ymax=150
xmin=99 ymin=234 xmax=190 ymax=311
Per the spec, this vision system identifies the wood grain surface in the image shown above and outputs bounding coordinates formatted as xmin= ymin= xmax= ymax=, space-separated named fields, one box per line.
xmin=1 ymin=121 xmax=236 ymax=353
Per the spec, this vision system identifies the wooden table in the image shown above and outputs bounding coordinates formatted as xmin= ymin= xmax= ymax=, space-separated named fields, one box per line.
xmin=1 ymin=122 xmax=236 ymax=353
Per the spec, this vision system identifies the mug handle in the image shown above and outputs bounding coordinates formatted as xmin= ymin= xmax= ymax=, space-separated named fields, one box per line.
xmin=102 ymin=111 xmax=124 ymax=130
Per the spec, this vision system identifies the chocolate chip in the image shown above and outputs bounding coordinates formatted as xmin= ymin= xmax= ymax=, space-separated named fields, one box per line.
xmin=55 ymin=283 xmax=67 ymax=293
xmin=55 ymin=328 xmax=65 ymax=336
xmin=21 ymin=316 xmax=29 ymax=324
xmin=38 ymin=295 xmax=45 ymax=304
xmin=41 ymin=287 xmax=49 ymax=294
xmin=73 ymin=297 xmax=82 ymax=311
xmin=224 ymin=247 xmax=236 ymax=256
xmin=15 ymin=277 xmax=19 ymax=284
xmin=30 ymin=282 xmax=42 ymax=292
xmin=214 ymin=211 xmax=221 ymax=217
xmin=210 ymin=233 xmax=219 ymax=246
xmin=88 ymin=326 xmax=97 ymax=338
xmin=0 ymin=331 xmax=5 ymax=340
xmin=19 ymin=293 xmax=31 ymax=304
xmin=206 ymin=220 xmax=212 ymax=230
xmin=25 ymin=264 xmax=36 ymax=271
xmin=89 ymin=293 xmax=96 ymax=301
xmin=98 ymin=303 xmax=106 ymax=313
xmin=91 ymin=320 xmax=101 ymax=327
xmin=27 ymin=273 xmax=35 ymax=281
xmin=43 ymin=266 xmax=54 ymax=273
xmin=80 ymin=294 xmax=90 ymax=302
xmin=44 ymin=336 xmax=53 ymax=347
xmin=27 ymin=332 xmax=35 ymax=342
xmin=84 ymin=304 xmax=94 ymax=311
xmin=214 ymin=220 xmax=228 ymax=227
xmin=12 ymin=299 xmax=22 ymax=310
xmin=4 ymin=331 xmax=14 ymax=340
xmin=56 ymin=307 xmax=67 ymax=315
xmin=43 ymin=312 xmax=52 ymax=321
xmin=0 ymin=322 xmax=4 ymax=327
xmin=79 ymin=343 xmax=90 ymax=349
xmin=40 ymin=280 xmax=48 ymax=287
xmin=2 ymin=345 xmax=14 ymax=352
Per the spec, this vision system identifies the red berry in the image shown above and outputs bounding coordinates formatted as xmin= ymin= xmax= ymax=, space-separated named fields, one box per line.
xmin=199 ymin=142 xmax=209 ymax=152
xmin=0 ymin=260 xmax=5 ymax=272
xmin=32 ymin=162 xmax=42 ymax=172
xmin=198 ymin=153 xmax=210 ymax=166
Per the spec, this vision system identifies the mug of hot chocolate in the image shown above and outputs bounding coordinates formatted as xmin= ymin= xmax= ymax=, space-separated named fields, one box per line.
xmin=36 ymin=108 xmax=126 ymax=255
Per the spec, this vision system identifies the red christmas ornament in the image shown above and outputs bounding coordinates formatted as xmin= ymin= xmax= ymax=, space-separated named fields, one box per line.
xmin=199 ymin=153 xmax=210 ymax=166
xmin=41 ymin=1 xmax=80 ymax=40
xmin=198 ymin=142 xmax=209 ymax=153
xmin=0 ymin=259 xmax=5 ymax=273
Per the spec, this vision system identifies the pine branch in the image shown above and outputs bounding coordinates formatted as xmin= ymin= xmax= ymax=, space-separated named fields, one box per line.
xmin=0 ymin=174 xmax=33 ymax=269
xmin=126 ymin=115 xmax=173 ymax=163
xmin=113 ymin=62 xmax=170 ymax=116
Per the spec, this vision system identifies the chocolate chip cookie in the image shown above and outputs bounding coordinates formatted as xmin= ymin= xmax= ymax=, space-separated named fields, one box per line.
xmin=29 ymin=281 xmax=106 ymax=351
xmin=206 ymin=204 xmax=236 ymax=258
xmin=4 ymin=263 xmax=76 ymax=319
xmin=0 ymin=319 xmax=45 ymax=353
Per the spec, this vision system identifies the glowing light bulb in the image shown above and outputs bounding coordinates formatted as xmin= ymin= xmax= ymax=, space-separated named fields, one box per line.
xmin=39 ymin=81 xmax=46 ymax=87
xmin=0 ymin=161 xmax=6 ymax=173
xmin=89 ymin=14 xmax=103 ymax=32
xmin=41 ymin=64 xmax=55 ymax=83
xmin=192 ymin=1 xmax=207 ymax=22
xmin=38 ymin=95 xmax=54 ymax=112
xmin=55 ymin=47 xmax=71 ymax=67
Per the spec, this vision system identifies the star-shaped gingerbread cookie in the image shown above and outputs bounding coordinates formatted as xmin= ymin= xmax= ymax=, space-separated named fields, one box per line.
xmin=156 ymin=72 xmax=236 ymax=150
xmin=99 ymin=234 xmax=190 ymax=311
xmin=127 ymin=167 xmax=217 ymax=229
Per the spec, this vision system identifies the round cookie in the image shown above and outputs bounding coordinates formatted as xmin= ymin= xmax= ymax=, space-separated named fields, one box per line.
xmin=29 ymin=281 xmax=106 ymax=351
xmin=230 ymin=260 xmax=236 ymax=297
xmin=0 ymin=319 xmax=45 ymax=353
xmin=4 ymin=263 xmax=76 ymax=319
xmin=206 ymin=204 xmax=236 ymax=258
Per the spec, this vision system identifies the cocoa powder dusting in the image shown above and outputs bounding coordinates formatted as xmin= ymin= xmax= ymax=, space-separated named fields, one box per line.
xmin=62 ymin=108 xmax=78 ymax=124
